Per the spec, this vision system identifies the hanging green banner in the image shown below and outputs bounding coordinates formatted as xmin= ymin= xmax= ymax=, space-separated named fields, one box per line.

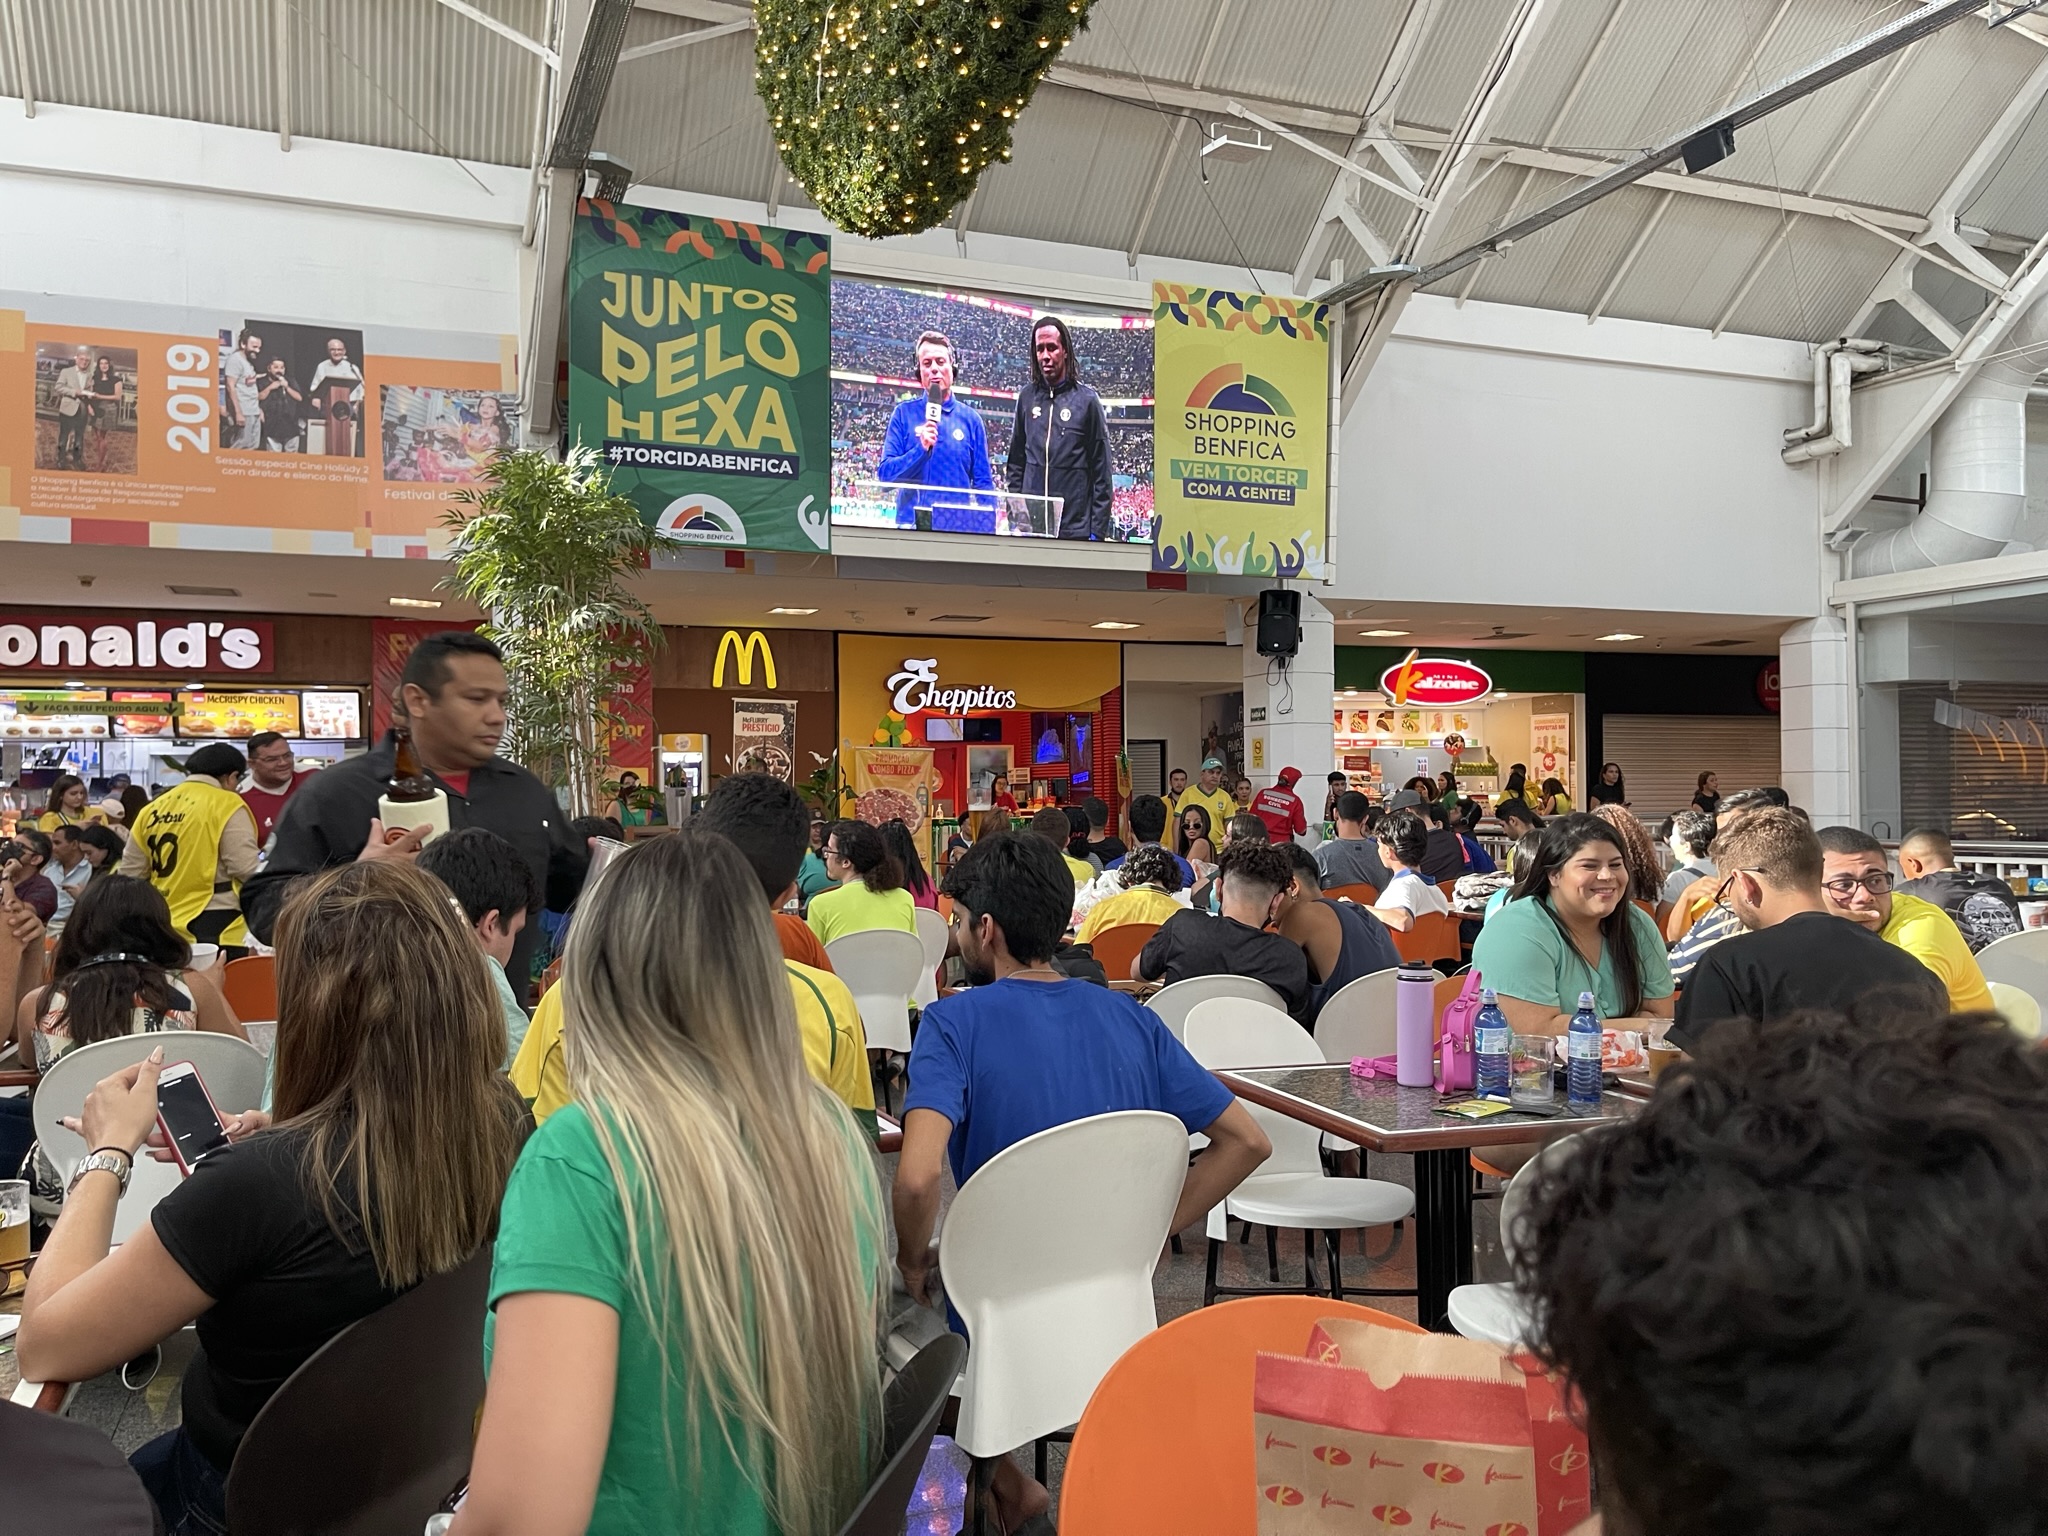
xmin=1150 ymin=282 xmax=1329 ymax=578
xmin=567 ymin=201 xmax=831 ymax=552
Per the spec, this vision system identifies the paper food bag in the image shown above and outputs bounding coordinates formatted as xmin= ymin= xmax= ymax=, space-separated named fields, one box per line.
xmin=1252 ymin=1320 xmax=1590 ymax=1536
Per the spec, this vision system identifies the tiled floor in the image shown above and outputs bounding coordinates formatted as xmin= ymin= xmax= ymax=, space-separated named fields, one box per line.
xmin=14 ymin=1147 xmax=1507 ymax=1534
xmin=890 ymin=1143 xmax=1511 ymax=1531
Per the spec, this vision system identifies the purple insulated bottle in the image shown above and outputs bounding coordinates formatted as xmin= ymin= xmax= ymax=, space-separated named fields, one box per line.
xmin=1395 ymin=963 xmax=1437 ymax=1087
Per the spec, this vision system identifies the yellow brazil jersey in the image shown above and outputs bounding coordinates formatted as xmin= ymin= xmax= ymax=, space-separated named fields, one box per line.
xmin=512 ymin=961 xmax=878 ymax=1138
xmin=1882 ymin=892 xmax=1994 ymax=1014
xmin=1178 ymin=785 xmax=1236 ymax=841
xmin=129 ymin=779 xmax=250 ymax=945
xmin=1077 ymin=885 xmax=1184 ymax=945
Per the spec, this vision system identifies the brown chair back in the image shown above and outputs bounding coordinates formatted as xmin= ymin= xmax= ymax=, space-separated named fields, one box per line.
xmin=0 ymin=1399 xmax=158 ymax=1535
xmin=1087 ymin=922 xmax=1160 ymax=981
xmin=1322 ymin=882 xmax=1379 ymax=906
xmin=834 ymin=1333 xmax=968 ymax=1536
xmin=220 ymin=954 xmax=278 ymax=1020
xmin=1392 ymin=911 xmax=1460 ymax=968
xmin=224 ymin=1245 xmax=492 ymax=1536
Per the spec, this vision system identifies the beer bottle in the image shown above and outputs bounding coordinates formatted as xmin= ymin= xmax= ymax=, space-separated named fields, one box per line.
xmin=378 ymin=728 xmax=451 ymax=842
xmin=388 ymin=730 xmax=436 ymax=802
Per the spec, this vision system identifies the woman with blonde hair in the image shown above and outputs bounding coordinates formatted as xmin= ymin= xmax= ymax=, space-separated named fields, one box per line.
xmin=1593 ymin=802 xmax=1665 ymax=905
xmin=16 ymin=861 xmax=523 ymax=1534
xmin=453 ymin=829 xmax=887 ymax=1536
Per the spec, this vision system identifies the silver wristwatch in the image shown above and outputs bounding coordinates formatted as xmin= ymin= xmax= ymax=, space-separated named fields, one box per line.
xmin=69 ymin=1148 xmax=133 ymax=1198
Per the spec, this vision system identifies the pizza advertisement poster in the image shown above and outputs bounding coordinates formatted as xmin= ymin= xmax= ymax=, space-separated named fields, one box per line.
xmin=851 ymin=746 xmax=934 ymax=833
xmin=732 ymin=697 xmax=797 ymax=782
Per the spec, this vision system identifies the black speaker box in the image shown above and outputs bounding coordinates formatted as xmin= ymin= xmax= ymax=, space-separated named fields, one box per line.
xmin=1255 ymin=588 xmax=1300 ymax=658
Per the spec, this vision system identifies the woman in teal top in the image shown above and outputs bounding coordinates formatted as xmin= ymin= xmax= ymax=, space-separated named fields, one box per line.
xmin=453 ymin=832 xmax=888 ymax=1536
xmin=1470 ymin=813 xmax=1676 ymax=1033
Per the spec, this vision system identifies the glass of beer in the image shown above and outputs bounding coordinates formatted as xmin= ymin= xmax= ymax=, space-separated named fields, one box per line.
xmin=0 ymin=1179 xmax=28 ymax=1297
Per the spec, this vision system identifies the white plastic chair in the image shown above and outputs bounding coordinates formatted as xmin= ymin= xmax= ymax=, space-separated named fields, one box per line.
xmin=1143 ymin=974 xmax=1287 ymax=1042
xmin=825 ymin=929 xmax=927 ymax=1055
xmin=1977 ymin=929 xmax=2048 ymax=1008
xmin=942 ymin=1110 xmax=1189 ymax=1482
xmin=1184 ymin=998 xmax=1415 ymax=1304
xmin=33 ymin=1031 xmax=268 ymax=1244
xmin=1990 ymin=980 xmax=2043 ymax=1042
xmin=1314 ymin=968 xmax=1399 ymax=1063
xmin=1446 ymin=1132 xmax=1583 ymax=1349
xmin=911 ymin=907 xmax=950 ymax=1010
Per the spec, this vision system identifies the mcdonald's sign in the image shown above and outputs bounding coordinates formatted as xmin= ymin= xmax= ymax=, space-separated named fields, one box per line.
xmin=712 ymin=629 xmax=778 ymax=690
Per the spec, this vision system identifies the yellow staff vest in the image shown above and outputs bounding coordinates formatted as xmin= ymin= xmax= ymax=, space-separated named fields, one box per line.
xmin=132 ymin=780 xmax=250 ymax=945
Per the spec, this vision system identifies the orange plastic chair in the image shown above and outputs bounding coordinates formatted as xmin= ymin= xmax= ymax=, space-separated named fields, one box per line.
xmin=1322 ymin=882 xmax=1379 ymax=906
xmin=1391 ymin=911 xmax=1460 ymax=968
xmin=1087 ymin=922 xmax=1160 ymax=981
xmin=1060 ymin=1297 xmax=1425 ymax=1535
xmin=220 ymin=954 xmax=278 ymax=1021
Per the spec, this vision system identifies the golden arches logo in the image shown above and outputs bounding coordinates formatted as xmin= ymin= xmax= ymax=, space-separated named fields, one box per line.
xmin=712 ymin=629 xmax=777 ymax=689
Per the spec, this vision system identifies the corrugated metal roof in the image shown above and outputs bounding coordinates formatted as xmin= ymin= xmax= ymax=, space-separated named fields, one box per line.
xmin=13 ymin=0 xmax=2048 ymax=348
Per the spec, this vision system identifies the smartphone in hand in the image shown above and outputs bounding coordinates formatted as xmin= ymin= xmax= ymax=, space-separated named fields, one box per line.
xmin=154 ymin=1061 xmax=232 ymax=1175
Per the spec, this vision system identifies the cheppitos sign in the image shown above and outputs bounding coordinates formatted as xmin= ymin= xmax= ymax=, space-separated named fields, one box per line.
xmin=1151 ymin=283 xmax=1329 ymax=578
xmin=567 ymin=202 xmax=831 ymax=553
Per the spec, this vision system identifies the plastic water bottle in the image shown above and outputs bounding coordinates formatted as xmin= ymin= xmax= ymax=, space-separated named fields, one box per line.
xmin=1567 ymin=990 xmax=1603 ymax=1111
xmin=1473 ymin=989 xmax=1511 ymax=1100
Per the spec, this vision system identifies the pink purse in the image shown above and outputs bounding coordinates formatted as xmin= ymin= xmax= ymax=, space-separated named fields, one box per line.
xmin=1434 ymin=968 xmax=1484 ymax=1094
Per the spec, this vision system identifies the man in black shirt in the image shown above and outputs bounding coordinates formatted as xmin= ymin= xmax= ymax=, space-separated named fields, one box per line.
xmin=1671 ymin=809 xmax=1944 ymax=1053
xmin=1081 ymin=795 xmax=1128 ymax=867
xmin=241 ymin=632 xmax=587 ymax=985
xmin=1897 ymin=827 xmax=2023 ymax=953
xmin=1137 ymin=839 xmax=1311 ymax=1021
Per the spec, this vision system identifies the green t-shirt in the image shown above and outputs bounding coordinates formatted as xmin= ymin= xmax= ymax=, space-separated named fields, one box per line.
xmin=486 ymin=1102 xmax=883 ymax=1535
xmin=1469 ymin=895 xmax=1674 ymax=1017
xmin=797 ymin=848 xmax=836 ymax=905
xmin=806 ymin=881 xmax=918 ymax=949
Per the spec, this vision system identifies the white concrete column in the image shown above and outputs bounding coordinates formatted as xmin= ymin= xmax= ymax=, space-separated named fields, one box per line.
xmin=1779 ymin=616 xmax=1854 ymax=827
xmin=1242 ymin=592 xmax=1335 ymax=807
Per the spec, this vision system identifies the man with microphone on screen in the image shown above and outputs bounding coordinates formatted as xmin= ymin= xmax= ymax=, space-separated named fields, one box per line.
xmin=879 ymin=329 xmax=995 ymax=532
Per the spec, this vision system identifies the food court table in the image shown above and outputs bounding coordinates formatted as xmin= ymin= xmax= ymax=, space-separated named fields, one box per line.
xmin=1212 ymin=1065 xmax=1639 ymax=1332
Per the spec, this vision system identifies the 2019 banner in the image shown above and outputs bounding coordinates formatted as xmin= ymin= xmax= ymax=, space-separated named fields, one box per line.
xmin=1150 ymin=283 xmax=1329 ymax=578
xmin=566 ymin=201 xmax=832 ymax=554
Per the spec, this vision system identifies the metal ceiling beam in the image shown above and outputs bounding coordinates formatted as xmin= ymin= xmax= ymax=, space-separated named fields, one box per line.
xmin=1582 ymin=0 xmax=1798 ymax=325
xmin=1454 ymin=0 xmax=1634 ymax=307
xmin=273 ymin=0 xmax=291 ymax=150
xmin=1291 ymin=0 xmax=1441 ymax=296
xmin=428 ymin=0 xmax=560 ymax=67
xmin=618 ymin=16 xmax=751 ymax=63
xmin=1344 ymin=0 xmax=1556 ymax=382
xmin=1323 ymin=0 xmax=1993 ymax=310
xmin=1709 ymin=48 xmax=1906 ymax=337
xmin=523 ymin=0 xmax=601 ymax=440
xmin=1125 ymin=0 xmax=1233 ymax=270
xmin=1842 ymin=46 xmax=2048 ymax=346
xmin=6 ymin=0 xmax=35 ymax=118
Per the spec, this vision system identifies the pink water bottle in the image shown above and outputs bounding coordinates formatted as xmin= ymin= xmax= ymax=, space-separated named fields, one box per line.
xmin=1395 ymin=963 xmax=1436 ymax=1087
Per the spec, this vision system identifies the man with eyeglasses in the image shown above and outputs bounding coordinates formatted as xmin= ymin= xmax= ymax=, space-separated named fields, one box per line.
xmin=1666 ymin=787 xmax=1791 ymax=984
xmin=1817 ymin=825 xmax=1994 ymax=1013
xmin=1669 ymin=811 xmax=1944 ymax=1053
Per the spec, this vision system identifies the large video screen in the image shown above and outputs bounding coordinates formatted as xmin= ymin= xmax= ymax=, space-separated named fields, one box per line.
xmin=829 ymin=278 xmax=1154 ymax=543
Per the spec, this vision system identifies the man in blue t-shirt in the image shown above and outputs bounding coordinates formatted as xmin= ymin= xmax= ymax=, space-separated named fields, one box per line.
xmin=877 ymin=330 xmax=995 ymax=531
xmin=895 ymin=831 xmax=1269 ymax=1532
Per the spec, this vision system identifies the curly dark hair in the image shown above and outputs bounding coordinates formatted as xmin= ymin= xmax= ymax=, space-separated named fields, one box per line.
xmin=1118 ymin=842 xmax=1183 ymax=893
xmin=1517 ymin=1006 xmax=2048 ymax=1536
xmin=1215 ymin=839 xmax=1291 ymax=903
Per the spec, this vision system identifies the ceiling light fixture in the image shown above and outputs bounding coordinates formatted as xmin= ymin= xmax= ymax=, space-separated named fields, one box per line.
xmin=1091 ymin=620 xmax=1141 ymax=630
xmin=388 ymin=596 xmax=443 ymax=609
xmin=1359 ymin=628 xmax=1409 ymax=637
xmin=768 ymin=606 xmax=819 ymax=615
xmin=1597 ymin=632 xmax=1644 ymax=642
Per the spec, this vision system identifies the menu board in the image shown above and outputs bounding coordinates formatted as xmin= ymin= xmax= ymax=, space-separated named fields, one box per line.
xmin=112 ymin=690 xmax=177 ymax=738
xmin=176 ymin=692 xmax=302 ymax=740
xmin=300 ymin=691 xmax=363 ymax=741
xmin=0 ymin=689 xmax=112 ymax=739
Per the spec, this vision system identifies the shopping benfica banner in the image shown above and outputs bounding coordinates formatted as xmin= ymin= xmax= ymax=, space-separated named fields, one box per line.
xmin=566 ymin=201 xmax=831 ymax=554
xmin=2 ymin=292 xmax=518 ymax=556
xmin=1150 ymin=283 xmax=1329 ymax=578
